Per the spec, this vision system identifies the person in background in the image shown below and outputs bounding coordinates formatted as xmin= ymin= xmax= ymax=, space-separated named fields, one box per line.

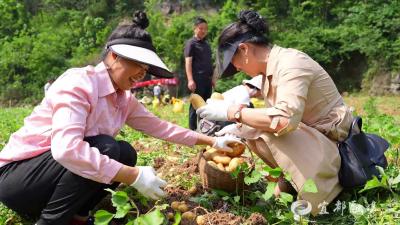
xmin=222 ymin=74 xmax=263 ymax=107
xmin=209 ymin=75 xmax=263 ymax=130
xmin=153 ymin=82 xmax=162 ymax=102
xmin=161 ymin=88 xmax=171 ymax=105
xmin=197 ymin=10 xmax=353 ymax=215
xmin=0 ymin=11 xmax=241 ymax=225
xmin=184 ymin=17 xmax=214 ymax=130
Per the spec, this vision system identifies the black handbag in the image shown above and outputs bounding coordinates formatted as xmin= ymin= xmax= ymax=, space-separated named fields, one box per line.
xmin=338 ymin=116 xmax=390 ymax=188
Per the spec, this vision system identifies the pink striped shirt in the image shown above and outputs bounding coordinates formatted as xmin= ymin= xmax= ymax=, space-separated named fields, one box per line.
xmin=0 ymin=62 xmax=197 ymax=184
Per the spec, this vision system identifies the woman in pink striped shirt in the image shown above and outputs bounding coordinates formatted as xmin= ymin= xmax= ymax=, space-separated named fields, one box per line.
xmin=0 ymin=11 xmax=240 ymax=225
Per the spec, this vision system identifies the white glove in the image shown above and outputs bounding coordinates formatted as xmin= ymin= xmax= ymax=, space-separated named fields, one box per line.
xmin=215 ymin=124 xmax=242 ymax=137
xmin=130 ymin=166 xmax=167 ymax=200
xmin=216 ymin=123 xmax=262 ymax=139
xmin=196 ymin=99 xmax=230 ymax=121
xmin=212 ymin=134 xmax=243 ymax=153
xmin=222 ymin=85 xmax=251 ymax=106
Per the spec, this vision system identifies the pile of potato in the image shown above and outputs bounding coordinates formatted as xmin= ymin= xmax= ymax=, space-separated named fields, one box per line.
xmin=203 ymin=143 xmax=247 ymax=173
xmin=190 ymin=93 xmax=248 ymax=173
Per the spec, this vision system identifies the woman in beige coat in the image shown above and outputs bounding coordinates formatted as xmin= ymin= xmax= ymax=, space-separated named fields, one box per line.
xmin=197 ymin=10 xmax=353 ymax=215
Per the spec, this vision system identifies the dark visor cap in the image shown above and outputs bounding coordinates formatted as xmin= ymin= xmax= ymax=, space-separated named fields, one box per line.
xmin=217 ymin=33 xmax=253 ymax=78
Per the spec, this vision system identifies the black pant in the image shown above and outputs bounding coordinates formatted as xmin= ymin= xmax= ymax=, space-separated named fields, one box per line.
xmin=189 ymin=76 xmax=212 ymax=130
xmin=0 ymin=135 xmax=137 ymax=225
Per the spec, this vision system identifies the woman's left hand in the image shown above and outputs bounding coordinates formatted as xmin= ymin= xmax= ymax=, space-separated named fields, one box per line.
xmin=216 ymin=123 xmax=263 ymax=139
xmin=196 ymin=99 xmax=230 ymax=121
xmin=215 ymin=124 xmax=241 ymax=137
xmin=212 ymin=134 xmax=243 ymax=153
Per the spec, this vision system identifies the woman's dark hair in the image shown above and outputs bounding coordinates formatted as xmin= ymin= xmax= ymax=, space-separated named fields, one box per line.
xmin=218 ymin=10 xmax=270 ymax=50
xmin=194 ymin=17 xmax=207 ymax=26
xmin=102 ymin=11 xmax=152 ymax=59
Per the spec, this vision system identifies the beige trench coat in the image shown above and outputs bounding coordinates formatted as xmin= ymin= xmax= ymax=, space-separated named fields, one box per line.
xmin=239 ymin=45 xmax=353 ymax=215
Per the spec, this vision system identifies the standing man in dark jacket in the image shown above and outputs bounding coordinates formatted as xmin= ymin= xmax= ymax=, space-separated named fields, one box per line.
xmin=184 ymin=17 xmax=214 ymax=130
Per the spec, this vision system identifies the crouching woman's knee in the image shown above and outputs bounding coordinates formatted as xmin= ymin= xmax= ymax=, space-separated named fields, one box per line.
xmin=83 ymin=135 xmax=137 ymax=167
xmin=84 ymin=134 xmax=121 ymax=161
xmin=117 ymin=140 xmax=137 ymax=167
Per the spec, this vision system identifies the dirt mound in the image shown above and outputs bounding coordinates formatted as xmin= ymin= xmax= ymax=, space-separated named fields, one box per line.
xmin=153 ymin=157 xmax=166 ymax=169
xmin=156 ymin=154 xmax=200 ymax=187
xmin=245 ymin=212 xmax=268 ymax=225
xmin=200 ymin=212 xmax=243 ymax=225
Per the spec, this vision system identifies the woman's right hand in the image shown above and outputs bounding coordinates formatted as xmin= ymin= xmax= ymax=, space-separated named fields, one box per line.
xmin=130 ymin=166 xmax=167 ymax=200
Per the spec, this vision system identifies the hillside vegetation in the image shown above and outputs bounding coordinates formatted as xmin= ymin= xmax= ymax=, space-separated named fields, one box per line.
xmin=1 ymin=0 xmax=399 ymax=104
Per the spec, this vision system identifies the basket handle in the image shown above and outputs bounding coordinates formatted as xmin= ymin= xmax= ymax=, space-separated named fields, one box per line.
xmin=196 ymin=148 xmax=204 ymax=166
xmin=243 ymin=140 xmax=255 ymax=159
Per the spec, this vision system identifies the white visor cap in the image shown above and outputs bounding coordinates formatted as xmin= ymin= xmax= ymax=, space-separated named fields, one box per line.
xmin=243 ymin=74 xmax=263 ymax=90
xmin=109 ymin=44 xmax=173 ymax=78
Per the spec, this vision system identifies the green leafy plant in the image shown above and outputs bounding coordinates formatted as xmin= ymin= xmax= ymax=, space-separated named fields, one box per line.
xmin=189 ymin=191 xmax=218 ymax=209
xmin=94 ymin=188 xmax=170 ymax=225
xmin=359 ymin=166 xmax=400 ymax=194
xmin=1 ymin=95 xmax=400 ymax=225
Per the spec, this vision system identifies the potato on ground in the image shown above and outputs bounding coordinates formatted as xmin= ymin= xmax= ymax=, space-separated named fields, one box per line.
xmin=171 ymin=201 xmax=180 ymax=210
xmin=196 ymin=215 xmax=206 ymax=225
xmin=171 ymin=201 xmax=189 ymax=213
xmin=178 ymin=203 xmax=189 ymax=213
xmin=182 ymin=211 xmax=196 ymax=220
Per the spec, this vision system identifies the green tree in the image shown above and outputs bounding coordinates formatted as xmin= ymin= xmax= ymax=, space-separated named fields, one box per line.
xmin=0 ymin=0 xmax=27 ymax=38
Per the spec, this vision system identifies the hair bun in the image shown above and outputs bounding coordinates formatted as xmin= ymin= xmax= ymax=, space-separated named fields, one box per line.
xmin=238 ymin=10 xmax=267 ymax=34
xmin=132 ymin=10 xmax=149 ymax=29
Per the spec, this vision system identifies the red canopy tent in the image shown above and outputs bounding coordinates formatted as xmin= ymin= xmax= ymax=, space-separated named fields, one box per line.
xmin=131 ymin=77 xmax=179 ymax=89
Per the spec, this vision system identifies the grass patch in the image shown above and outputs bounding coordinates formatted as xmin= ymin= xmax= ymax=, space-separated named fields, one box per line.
xmin=0 ymin=96 xmax=399 ymax=224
